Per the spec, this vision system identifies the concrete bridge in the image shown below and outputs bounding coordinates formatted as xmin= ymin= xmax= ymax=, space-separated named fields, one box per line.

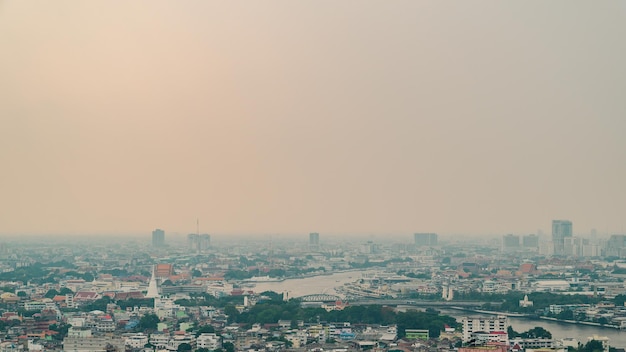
xmin=348 ymin=299 xmax=499 ymax=307
xmin=298 ymin=294 xmax=343 ymax=302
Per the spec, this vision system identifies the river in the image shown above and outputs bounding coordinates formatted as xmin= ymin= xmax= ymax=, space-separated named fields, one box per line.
xmin=252 ymin=270 xmax=378 ymax=298
xmin=441 ymin=310 xmax=626 ymax=348
xmin=251 ymin=271 xmax=626 ymax=347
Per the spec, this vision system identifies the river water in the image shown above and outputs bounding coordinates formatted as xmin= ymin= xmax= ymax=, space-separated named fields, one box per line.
xmin=252 ymin=270 xmax=378 ymax=298
xmin=252 ymin=271 xmax=626 ymax=347
xmin=443 ymin=311 xmax=626 ymax=348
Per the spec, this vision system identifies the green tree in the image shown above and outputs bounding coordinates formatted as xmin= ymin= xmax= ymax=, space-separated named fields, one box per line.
xmin=81 ymin=296 xmax=112 ymax=312
xmin=177 ymin=343 xmax=192 ymax=351
xmin=223 ymin=342 xmax=235 ymax=352
xmin=582 ymin=340 xmax=604 ymax=352
xmin=195 ymin=324 xmax=215 ymax=337
xmin=224 ymin=305 xmax=240 ymax=323
xmin=522 ymin=326 xmax=551 ymax=339
xmin=507 ymin=326 xmax=520 ymax=338
xmin=557 ymin=310 xmax=574 ymax=320
xmin=44 ymin=289 xmax=60 ymax=299
xmin=59 ymin=287 xmax=74 ymax=295
xmin=614 ymin=294 xmax=626 ymax=306
xmin=139 ymin=313 xmax=160 ymax=331
xmin=49 ymin=323 xmax=71 ymax=341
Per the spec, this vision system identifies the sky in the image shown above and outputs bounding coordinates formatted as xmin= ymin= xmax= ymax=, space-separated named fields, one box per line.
xmin=1 ymin=1 xmax=625 ymax=238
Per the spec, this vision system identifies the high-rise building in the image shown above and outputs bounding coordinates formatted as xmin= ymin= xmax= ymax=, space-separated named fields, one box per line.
xmin=152 ymin=229 xmax=165 ymax=247
xmin=522 ymin=234 xmax=539 ymax=249
xmin=188 ymin=233 xmax=211 ymax=252
xmin=199 ymin=234 xmax=211 ymax=250
xmin=187 ymin=234 xmax=199 ymax=250
xmin=309 ymin=233 xmax=320 ymax=250
xmin=606 ymin=234 xmax=626 ymax=257
xmin=460 ymin=315 xmax=507 ymax=342
xmin=414 ymin=233 xmax=438 ymax=246
xmin=552 ymin=220 xmax=573 ymax=255
xmin=502 ymin=234 xmax=520 ymax=252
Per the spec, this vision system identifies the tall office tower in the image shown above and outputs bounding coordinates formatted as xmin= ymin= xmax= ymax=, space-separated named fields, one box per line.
xmin=606 ymin=234 xmax=626 ymax=257
xmin=414 ymin=233 xmax=438 ymax=246
xmin=152 ymin=229 xmax=165 ymax=247
xmin=564 ymin=237 xmax=583 ymax=256
xmin=552 ymin=220 xmax=573 ymax=255
xmin=199 ymin=234 xmax=211 ymax=251
xmin=309 ymin=232 xmax=320 ymax=250
xmin=187 ymin=233 xmax=199 ymax=250
xmin=501 ymin=234 xmax=520 ymax=252
xmin=522 ymin=234 xmax=539 ymax=249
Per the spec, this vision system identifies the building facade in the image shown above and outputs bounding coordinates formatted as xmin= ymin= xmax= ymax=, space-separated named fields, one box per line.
xmin=414 ymin=233 xmax=438 ymax=246
xmin=461 ymin=316 xmax=507 ymax=342
xmin=552 ymin=220 xmax=572 ymax=255
xmin=309 ymin=233 xmax=320 ymax=250
xmin=152 ymin=229 xmax=165 ymax=247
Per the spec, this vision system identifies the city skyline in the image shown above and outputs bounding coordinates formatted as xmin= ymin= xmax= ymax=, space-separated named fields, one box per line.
xmin=1 ymin=1 xmax=625 ymax=236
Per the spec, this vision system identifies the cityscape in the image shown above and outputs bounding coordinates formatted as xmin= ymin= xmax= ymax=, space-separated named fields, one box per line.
xmin=2 ymin=1 xmax=626 ymax=352
xmin=2 ymin=220 xmax=626 ymax=351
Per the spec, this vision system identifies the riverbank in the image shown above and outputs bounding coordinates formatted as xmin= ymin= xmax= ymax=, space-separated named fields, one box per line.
xmin=537 ymin=316 xmax=621 ymax=329
xmin=446 ymin=306 xmax=622 ymax=330
xmin=446 ymin=306 xmax=528 ymax=317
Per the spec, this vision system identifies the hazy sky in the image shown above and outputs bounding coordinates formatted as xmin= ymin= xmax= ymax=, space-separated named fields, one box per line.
xmin=1 ymin=1 xmax=625 ymax=237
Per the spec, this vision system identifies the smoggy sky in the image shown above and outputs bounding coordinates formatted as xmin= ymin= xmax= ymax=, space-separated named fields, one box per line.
xmin=1 ymin=1 xmax=625 ymax=237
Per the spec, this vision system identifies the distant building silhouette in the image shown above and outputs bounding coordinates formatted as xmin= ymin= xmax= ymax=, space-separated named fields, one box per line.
xmin=552 ymin=220 xmax=572 ymax=255
xmin=501 ymin=234 xmax=520 ymax=252
xmin=152 ymin=229 xmax=165 ymax=247
xmin=187 ymin=233 xmax=198 ymax=250
xmin=606 ymin=234 xmax=626 ymax=257
xmin=309 ymin=232 xmax=320 ymax=250
xmin=188 ymin=233 xmax=210 ymax=252
xmin=414 ymin=233 xmax=437 ymax=246
xmin=199 ymin=234 xmax=210 ymax=250
xmin=522 ymin=234 xmax=539 ymax=249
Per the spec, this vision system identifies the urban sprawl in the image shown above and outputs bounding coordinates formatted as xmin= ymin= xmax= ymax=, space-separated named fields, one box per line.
xmin=2 ymin=220 xmax=626 ymax=352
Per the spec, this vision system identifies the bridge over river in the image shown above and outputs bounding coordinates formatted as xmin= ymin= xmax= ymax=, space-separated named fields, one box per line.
xmin=298 ymin=296 xmax=497 ymax=308
xmin=348 ymin=299 xmax=498 ymax=307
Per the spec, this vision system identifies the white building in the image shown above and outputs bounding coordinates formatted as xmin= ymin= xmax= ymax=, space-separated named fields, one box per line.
xmin=167 ymin=334 xmax=195 ymax=351
xmin=510 ymin=338 xmax=555 ymax=349
xmin=149 ymin=333 xmax=170 ymax=349
xmin=63 ymin=336 xmax=125 ymax=352
xmin=125 ymin=334 xmax=149 ymax=349
xmin=533 ymin=280 xmax=570 ymax=292
xmin=197 ymin=333 xmax=221 ymax=350
xmin=460 ymin=316 xmax=507 ymax=342
xmin=519 ymin=295 xmax=534 ymax=308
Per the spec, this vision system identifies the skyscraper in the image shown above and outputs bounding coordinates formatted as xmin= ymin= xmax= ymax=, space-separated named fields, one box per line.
xmin=188 ymin=233 xmax=210 ymax=252
xmin=199 ymin=234 xmax=211 ymax=250
xmin=152 ymin=229 xmax=165 ymax=247
xmin=502 ymin=234 xmax=520 ymax=252
xmin=522 ymin=234 xmax=539 ymax=249
xmin=187 ymin=233 xmax=199 ymax=250
xmin=414 ymin=233 xmax=438 ymax=246
xmin=309 ymin=232 xmax=320 ymax=250
xmin=552 ymin=220 xmax=572 ymax=255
